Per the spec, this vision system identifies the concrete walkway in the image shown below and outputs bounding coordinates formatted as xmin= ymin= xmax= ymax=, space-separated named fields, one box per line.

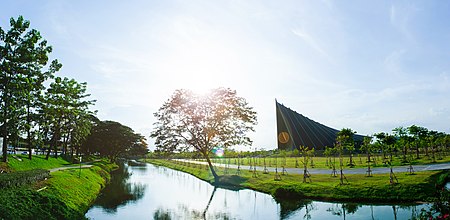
xmin=48 ymin=159 xmax=101 ymax=173
xmin=49 ymin=165 xmax=93 ymax=173
xmin=176 ymin=159 xmax=450 ymax=175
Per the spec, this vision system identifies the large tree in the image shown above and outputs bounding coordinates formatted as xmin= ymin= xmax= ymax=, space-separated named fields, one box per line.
xmin=151 ymin=88 xmax=257 ymax=181
xmin=40 ymin=77 xmax=95 ymax=159
xmin=83 ymin=120 xmax=146 ymax=162
xmin=0 ymin=16 xmax=59 ymax=162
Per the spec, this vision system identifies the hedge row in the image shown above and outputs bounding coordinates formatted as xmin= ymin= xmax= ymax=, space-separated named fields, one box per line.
xmin=0 ymin=169 xmax=49 ymax=188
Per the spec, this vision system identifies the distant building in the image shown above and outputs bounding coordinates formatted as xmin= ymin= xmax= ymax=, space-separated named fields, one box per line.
xmin=276 ymin=100 xmax=365 ymax=151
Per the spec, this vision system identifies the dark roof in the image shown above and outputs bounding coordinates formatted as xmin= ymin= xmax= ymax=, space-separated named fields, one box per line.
xmin=276 ymin=100 xmax=364 ymax=150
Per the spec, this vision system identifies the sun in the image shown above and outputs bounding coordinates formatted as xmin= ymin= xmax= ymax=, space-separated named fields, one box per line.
xmin=181 ymin=73 xmax=216 ymax=94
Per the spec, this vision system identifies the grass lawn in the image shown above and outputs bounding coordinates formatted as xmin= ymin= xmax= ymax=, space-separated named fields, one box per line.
xmin=146 ymin=159 xmax=448 ymax=203
xmin=6 ymin=154 xmax=71 ymax=171
xmin=208 ymin=153 xmax=450 ymax=169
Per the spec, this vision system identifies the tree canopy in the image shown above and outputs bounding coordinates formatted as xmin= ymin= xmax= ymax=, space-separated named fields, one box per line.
xmin=83 ymin=120 xmax=147 ymax=162
xmin=151 ymin=88 xmax=257 ymax=180
xmin=0 ymin=16 xmax=61 ymax=161
xmin=0 ymin=16 xmax=98 ymax=162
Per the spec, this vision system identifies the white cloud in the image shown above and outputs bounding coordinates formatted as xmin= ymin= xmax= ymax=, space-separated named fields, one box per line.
xmin=384 ymin=49 xmax=407 ymax=77
xmin=389 ymin=3 xmax=419 ymax=42
xmin=291 ymin=28 xmax=334 ymax=64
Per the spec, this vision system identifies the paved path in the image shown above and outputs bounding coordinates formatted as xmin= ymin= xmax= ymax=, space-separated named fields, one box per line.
xmin=176 ymin=159 xmax=450 ymax=175
xmin=48 ymin=159 xmax=101 ymax=173
xmin=49 ymin=164 xmax=93 ymax=173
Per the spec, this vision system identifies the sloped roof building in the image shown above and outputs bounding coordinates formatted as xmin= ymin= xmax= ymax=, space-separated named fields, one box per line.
xmin=276 ymin=100 xmax=364 ymax=151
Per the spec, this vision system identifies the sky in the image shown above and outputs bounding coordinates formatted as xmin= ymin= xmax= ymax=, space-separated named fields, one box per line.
xmin=1 ymin=0 xmax=449 ymax=151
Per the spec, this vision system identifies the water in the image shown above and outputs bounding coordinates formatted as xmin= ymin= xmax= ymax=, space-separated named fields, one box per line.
xmin=86 ymin=163 xmax=429 ymax=220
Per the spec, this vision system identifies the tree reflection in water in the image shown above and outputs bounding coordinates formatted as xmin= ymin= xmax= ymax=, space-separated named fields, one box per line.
xmin=93 ymin=163 xmax=147 ymax=213
xmin=153 ymin=186 xmax=234 ymax=220
xmin=153 ymin=205 xmax=234 ymax=220
xmin=326 ymin=203 xmax=360 ymax=219
xmin=276 ymin=198 xmax=313 ymax=219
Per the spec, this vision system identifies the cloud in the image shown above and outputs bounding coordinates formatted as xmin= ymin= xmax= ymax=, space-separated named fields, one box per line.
xmin=389 ymin=3 xmax=419 ymax=42
xmin=291 ymin=28 xmax=334 ymax=63
xmin=384 ymin=49 xmax=406 ymax=76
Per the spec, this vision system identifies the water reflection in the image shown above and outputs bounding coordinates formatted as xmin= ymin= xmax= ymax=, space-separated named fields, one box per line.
xmin=277 ymin=199 xmax=311 ymax=219
xmin=92 ymin=163 xmax=147 ymax=213
xmin=86 ymin=163 xmax=430 ymax=220
xmin=152 ymin=205 xmax=234 ymax=220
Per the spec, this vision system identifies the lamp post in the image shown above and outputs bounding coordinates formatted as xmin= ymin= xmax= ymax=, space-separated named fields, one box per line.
xmin=78 ymin=156 xmax=82 ymax=178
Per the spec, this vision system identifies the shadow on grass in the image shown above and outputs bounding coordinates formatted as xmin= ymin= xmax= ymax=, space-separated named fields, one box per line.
xmin=213 ymin=175 xmax=247 ymax=190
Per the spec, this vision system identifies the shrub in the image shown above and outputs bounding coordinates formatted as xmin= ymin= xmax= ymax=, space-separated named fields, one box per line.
xmin=0 ymin=169 xmax=49 ymax=188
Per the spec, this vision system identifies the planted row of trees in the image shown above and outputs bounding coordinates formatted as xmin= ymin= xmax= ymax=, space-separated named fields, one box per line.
xmin=1 ymin=16 xmax=147 ymax=163
xmin=354 ymin=125 xmax=450 ymax=166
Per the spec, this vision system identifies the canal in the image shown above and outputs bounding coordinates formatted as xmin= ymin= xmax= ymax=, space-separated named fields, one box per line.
xmin=86 ymin=163 xmax=429 ymax=219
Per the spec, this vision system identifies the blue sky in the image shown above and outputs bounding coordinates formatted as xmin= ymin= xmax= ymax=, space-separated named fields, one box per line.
xmin=2 ymin=1 xmax=449 ymax=150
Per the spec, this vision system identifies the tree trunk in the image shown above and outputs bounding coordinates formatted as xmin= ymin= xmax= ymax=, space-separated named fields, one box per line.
xmin=76 ymin=146 xmax=80 ymax=157
xmin=2 ymin=130 xmax=7 ymax=162
xmin=1 ymin=105 xmax=9 ymax=162
xmin=27 ymin=131 xmax=32 ymax=160
xmin=1 ymin=80 xmax=10 ymax=163
xmin=54 ymin=144 xmax=58 ymax=159
xmin=203 ymin=153 xmax=219 ymax=181
xmin=402 ymin=146 xmax=407 ymax=162
xmin=416 ymin=145 xmax=420 ymax=159
xmin=202 ymin=187 xmax=217 ymax=219
xmin=27 ymin=105 xmax=33 ymax=160
xmin=45 ymin=145 xmax=51 ymax=160
xmin=389 ymin=145 xmax=393 ymax=162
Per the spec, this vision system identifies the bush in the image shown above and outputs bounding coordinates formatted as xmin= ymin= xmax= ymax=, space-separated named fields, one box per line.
xmin=0 ymin=187 xmax=84 ymax=220
xmin=0 ymin=169 xmax=49 ymax=188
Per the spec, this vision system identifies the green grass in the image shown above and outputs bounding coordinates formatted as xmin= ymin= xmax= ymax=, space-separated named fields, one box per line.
xmin=209 ymin=153 xmax=450 ymax=169
xmin=7 ymin=154 xmax=71 ymax=171
xmin=0 ymin=157 xmax=117 ymax=220
xmin=39 ymin=162 xmax=116 ymax=214
xmin=146 ymin=159 xmax=447 ymax=203
xmin=0 ymin=187 xmax=84 ymax=220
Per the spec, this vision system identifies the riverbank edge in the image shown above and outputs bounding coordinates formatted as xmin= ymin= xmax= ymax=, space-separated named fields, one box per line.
xmin=42 ymin=160 xmax=119 ymax=219
xmin=145 ymin=159 xmax=449 ymax=204
xmin=0 ymin=160 xmax=118 ymax=219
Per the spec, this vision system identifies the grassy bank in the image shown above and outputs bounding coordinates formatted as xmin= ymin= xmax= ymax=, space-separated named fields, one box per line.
xmin=145 ymin=159 xmax=448 ymax=203
xmin=0 ymin=156 xmax=117 ymax=220
xmin=208 ymin=154 xmax=450 ymax=169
